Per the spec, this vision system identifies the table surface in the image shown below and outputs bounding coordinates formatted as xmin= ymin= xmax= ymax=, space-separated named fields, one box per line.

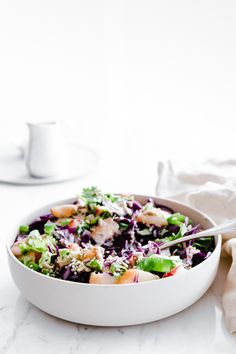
xmin=1 ymin=163 xmax=236 ymax=354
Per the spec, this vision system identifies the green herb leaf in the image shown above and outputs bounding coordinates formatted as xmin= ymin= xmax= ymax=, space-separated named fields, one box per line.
xmin=44 ymin=222 xmax=55 ymax=235
xmin=104 ymin=193 xmax=119 ymax=203
xmin=137 ymin=255 xmax=177 ymax=273
xmin=82 ymin=186 xmax=100 ymax=199
xmin=27 ymin=238 xmax=48 ymax=253
xmin=192 ymin=237 xmax=214 ymax=252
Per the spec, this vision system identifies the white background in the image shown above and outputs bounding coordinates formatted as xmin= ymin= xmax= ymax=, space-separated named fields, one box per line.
xmin=1 ymin=2 xmax=236 ymax=353
xmin=1 ymin=0 xmax=236 ymax=193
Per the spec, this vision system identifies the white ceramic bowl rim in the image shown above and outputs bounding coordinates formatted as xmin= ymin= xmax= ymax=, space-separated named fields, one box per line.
xmin=6 ymin=195 xmax=222 ymax=288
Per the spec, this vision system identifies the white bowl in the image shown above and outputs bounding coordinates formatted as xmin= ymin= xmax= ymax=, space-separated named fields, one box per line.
xmin=7 ymin=195 xmax=221 ymax=326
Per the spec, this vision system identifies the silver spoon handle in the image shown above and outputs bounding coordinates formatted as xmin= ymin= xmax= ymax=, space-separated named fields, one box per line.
xmin=159 ymin=218 xmax=236 ymax=250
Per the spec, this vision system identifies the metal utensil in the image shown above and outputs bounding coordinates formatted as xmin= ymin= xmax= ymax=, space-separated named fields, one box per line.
xmin=159 ymin=218 xmax=236 ymax=250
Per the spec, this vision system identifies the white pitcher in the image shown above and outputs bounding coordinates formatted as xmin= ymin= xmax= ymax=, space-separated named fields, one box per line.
xmin=26 ymin=121 xmax=66 ymax=178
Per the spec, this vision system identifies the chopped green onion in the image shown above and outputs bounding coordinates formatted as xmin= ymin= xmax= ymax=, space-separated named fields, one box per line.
xmin=60 ymin=219 xmax=71 ymax=226
xmin=29 ymin=229 xmax=40 ymax=238
xmin=167 ymin=213 xmax=186 ymax=226
xmin=110 ymin=261 xmax=128 ymax=277
xmin=59 ymin=249 xmax=70 ymax=258
xmin=119 ymin=222 xmax=129 ymax=230
xmin=19 ymin=242 xmax=31 ymax=254
xmin=19 ymin=225 xmax=29 ymax=234
xmin=89 ymin=217 xmax=99 ymax=226
xmin=104 ymin=193 xmax=119 ymax=203
xmin=44 ymin=222 xmax=55 ymax=234
xmin=42 ymin=268 xmax=50 ymax=275
xmin=87 ymin=258 xmax=103 ymax=271
xmin=27 ymin=261 xmax=40 ymax=271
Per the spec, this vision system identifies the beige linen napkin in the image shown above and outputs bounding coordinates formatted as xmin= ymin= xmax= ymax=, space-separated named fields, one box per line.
xmin=156 ymin=158 xmax=236 ymax=334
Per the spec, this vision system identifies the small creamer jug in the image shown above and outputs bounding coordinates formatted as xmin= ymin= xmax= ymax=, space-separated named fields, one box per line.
xmin=26 ymin=121 xmax=66 ymax=178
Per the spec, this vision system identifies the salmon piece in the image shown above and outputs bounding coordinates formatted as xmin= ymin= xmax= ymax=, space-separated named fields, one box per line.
xmin=68 ymin=219 xmax=77 ymax=228
xmin=91 ymin=218 xmax=119 ymax=245
xmin=89 ymin=272 xmax=116 ymax=284
xmin=116 ymin=269 xmax=159 ymax=284
xmin=137 ymin=269 xmax=159 ymax=282
xmin=17 ymin=250 xmax=36 ymax=263
xmin=51 ymin=204 xmax=78 ymax=218
xmin=11 ymin=241 xmax=25 ymax=257
xmin=25 ymin=251 xmax=36 ymax=263
xmin=81 ymin=247 xmax=99 ymax=262
xmin=68 ymin=243 xmax=80 ymax=251
xmin=136 ymin=208 xmax=169 ymax=227
xmin=67 ymin=244 xmax=104 ymax=262
xmin=115 ymin=269 xmax=137 ymax=284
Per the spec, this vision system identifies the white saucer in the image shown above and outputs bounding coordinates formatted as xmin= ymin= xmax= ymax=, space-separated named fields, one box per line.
xmin=0 ymin=144 xmax=98 ymax=185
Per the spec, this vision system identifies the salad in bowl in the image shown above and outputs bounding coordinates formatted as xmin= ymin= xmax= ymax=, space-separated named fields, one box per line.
xmin=11 ymin=187 xmax=215 ymax=285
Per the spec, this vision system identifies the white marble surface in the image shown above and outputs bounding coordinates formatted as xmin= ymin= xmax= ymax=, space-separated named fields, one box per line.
xmin=1 ymin=166 xmax=236 ymax=354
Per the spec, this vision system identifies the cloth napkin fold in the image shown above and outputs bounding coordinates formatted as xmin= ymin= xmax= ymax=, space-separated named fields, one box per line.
xmin=156 ymin=158 xmax=236 ymax=334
